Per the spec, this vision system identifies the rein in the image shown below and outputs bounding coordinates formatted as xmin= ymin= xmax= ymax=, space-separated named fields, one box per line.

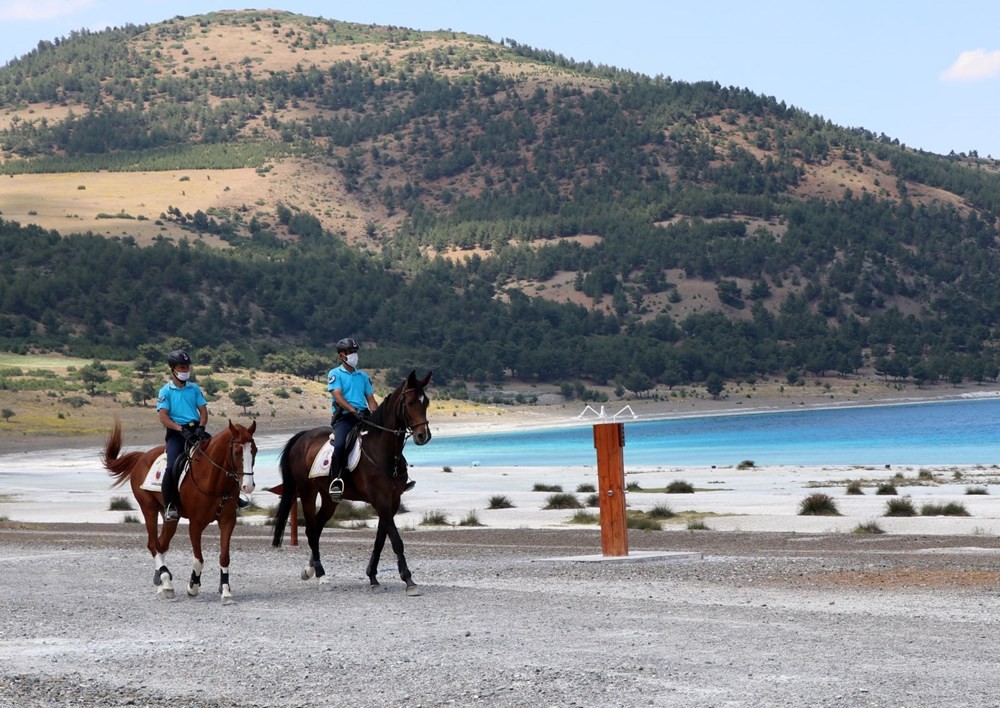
xmin=187 ymin=436 xmax=249 ymax=515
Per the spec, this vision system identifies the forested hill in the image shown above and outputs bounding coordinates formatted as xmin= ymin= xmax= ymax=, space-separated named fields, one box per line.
xmin=2 ymin=9 xmax=1000 ymax=394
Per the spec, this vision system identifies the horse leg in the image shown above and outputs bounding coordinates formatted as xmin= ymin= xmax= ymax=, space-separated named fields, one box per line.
xmin=378 ymin=513 xmax=421 ymax=597
xmin=186 ymin=520 xmax=208 ymax=599
xmin=299 ymin=491 xmax=326 ymax=582
xmin=145 ymin=506 xmax=176 ymax=599
xmin=366 ymin=520 xmax=389 ymax=592
xmin=217 ymin=516 xmax=236 ymax=605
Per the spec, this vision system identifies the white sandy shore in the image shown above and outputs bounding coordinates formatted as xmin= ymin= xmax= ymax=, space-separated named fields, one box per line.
xmin=3 ymin=384 xmax=1000 ymax=534
xmin=3 ymin=420 xmax=1000 ymax=536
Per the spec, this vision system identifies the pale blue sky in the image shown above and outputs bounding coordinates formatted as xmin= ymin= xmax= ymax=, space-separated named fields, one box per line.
xmin=1 ymin=1 xmax=998 ymax=157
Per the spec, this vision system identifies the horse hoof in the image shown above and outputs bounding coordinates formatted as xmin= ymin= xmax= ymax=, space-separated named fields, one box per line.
xmin=369 ymin=583 xmax=385 ymax=593
xmin=158 ymin=588 xmax=175 ymax=600
xmin=301 ymin=567 xmax=315 ymax=581
xmin=405 ymin=585 xmax=422 ymax=597
xmin=187 ymin=585 xmax=199 ymax=598
xmin=318 ymin=576 xmax=332 ymax=586
xmin=221 ymin=594 xmax=234 ymax=606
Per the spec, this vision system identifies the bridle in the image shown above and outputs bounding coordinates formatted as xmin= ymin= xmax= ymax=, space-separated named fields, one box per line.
xmin=187 ymin=432 xmax=256 ymax=517
xmin=360 ymin=387 xmax=429 ymax=442
xmin=357 ymin=386 xmax=428 ymax=473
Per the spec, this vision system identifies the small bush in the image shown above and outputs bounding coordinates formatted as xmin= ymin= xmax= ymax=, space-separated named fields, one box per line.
xmin=123 ymin=514 xmax=140 ymax=524
xmin=533 ymin=483 xmax=562 ymax=492
xmin=332 ymin=501 xmax=375 ymax=521
xmin=585 ymin=493 xmax=600 ymax=507
xmin=917 ymin=469 xmax=935 ymax=481
xmin=544 ymin=493 xmax=582 ymax=510
xmin=920 ymin=502 xmax=970 ymax=517
xmin=647 ymin=504 xmax=675 ymax=519
xmin=626 ymin=482 xmax=642 ymax=492
xmin=458 ymin=511 xmax=484 ymax=527
xmin=965 ymin=486 xmax=989 ymax=495
xmin=737 ymin=460 xmax=755 ymax=470
xmin=627 ymin=515 xmax=662 ymax=531
xmin=687 ymin=519 xmax=709 ymax=530
xmin=569 ymin=511 xmax=599 ymax=524
xmin=798 ymin=493 xmax=840 ymax=516
xmin=884 ymin=496 xmax=916 ymax=517
xmin=876 ymin=483 xmax=897 ymax=495
xmin=576 ymin=483 xmax=596 ymax=493
xmin=420 ymin=511 xmax=449 ymax=526
xmin=488 ymin=495 xmax=514 ymax=509
xmin=109 ymin=496 xmax=134 ymax=511
xmin=665 ymin=480 xmax=694 ymax=494
xmin=442 ymin=466 xmax=453 ymax=473
xmin=853 ymin=521 xmax=885 ymax=535
xmin=845 ymin=480 xmax=864 ymax=495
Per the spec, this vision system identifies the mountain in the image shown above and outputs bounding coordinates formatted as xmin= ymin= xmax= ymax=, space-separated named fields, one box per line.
xmin=2 ymin=9 xmax=1000 ymax=394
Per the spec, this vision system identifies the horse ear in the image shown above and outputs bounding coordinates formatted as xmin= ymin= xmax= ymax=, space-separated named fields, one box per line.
xmin=228 ymin=420 xmax=238 ymax=435
xmin=248 ymin=420 xmax=257 ymax=434
xmin=420 ymin=371 xmax=432 ymax=387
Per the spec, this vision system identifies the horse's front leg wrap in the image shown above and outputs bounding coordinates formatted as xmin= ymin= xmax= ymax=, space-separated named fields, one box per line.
xmin=187 ymin=558 xmax=203 ymax=597
xmin=219 ymin=566 xmax=233 ymax=604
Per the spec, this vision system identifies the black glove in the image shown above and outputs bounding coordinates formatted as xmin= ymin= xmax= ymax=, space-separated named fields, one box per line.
xmin=180 ymin=426 xmax=195 ymax=442
xmin=357 ymin=409 xmax=371 ymax=421
xmin=194 ymin=425 xmax=209 ymax=440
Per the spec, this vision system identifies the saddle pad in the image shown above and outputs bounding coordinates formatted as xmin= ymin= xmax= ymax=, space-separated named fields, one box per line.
xmin=308 ymin=434 xmax=362 ymax=479
xmin=140 ymin=453 xmax=167 ymax=491
xmin=140 ymin=454 xmax=190 ymax=492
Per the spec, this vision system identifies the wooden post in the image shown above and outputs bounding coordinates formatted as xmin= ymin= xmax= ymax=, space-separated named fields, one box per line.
xmin=593 ymin=422 xmax=628 ymax=556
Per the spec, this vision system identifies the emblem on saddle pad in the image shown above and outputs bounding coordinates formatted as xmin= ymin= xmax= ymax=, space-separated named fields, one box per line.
xmin=308 ymin=432 xmax=362 ymax=479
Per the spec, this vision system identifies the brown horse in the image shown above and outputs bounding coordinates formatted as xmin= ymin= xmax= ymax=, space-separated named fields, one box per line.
xmin=271 ymin=370 xmax=431 ymax=595
xmin=102 ymin=419 xmax=258 ymax=603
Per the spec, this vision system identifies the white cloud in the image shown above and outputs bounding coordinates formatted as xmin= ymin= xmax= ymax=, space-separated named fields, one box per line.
xmin=0 ymin=0 xmax=94 ymax=21
xmin=941 ymin=48 xmax=1000 ymax=82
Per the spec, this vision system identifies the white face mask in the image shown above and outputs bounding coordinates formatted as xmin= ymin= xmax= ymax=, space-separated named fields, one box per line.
xmin=175 ymin=371 xmax=191 ymax=382
xmin=345 ymin=353 xmax=359 ymax=368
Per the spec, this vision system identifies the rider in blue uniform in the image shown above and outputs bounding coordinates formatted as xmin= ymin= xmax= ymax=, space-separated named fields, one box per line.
xmin=327 ymin=338 xmax=379 ymax=500
xmin=156 ymin=349 xmax=208 ymax=521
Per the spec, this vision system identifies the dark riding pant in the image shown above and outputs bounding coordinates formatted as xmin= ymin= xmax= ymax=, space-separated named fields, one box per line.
xmin=162 ymin=429 xmax=186 ymax=508
xmin=330 ymin=412 xmax=361 ymax=477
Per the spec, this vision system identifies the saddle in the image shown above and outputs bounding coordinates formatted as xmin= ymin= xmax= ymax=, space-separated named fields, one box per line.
xmin=140 ymin=445 xmax=196 ymax=493
xmin=309 ymin=429 xmax=363 ymax=480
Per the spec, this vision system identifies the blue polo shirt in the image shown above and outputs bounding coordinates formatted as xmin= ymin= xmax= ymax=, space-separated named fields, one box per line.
xmin=157 ymin=380 xmax=207 ymax=426
xmin=327 ymin=365 xmax=373 ymax=414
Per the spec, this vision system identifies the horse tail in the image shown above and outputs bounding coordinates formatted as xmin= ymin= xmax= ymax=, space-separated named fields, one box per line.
xmin=272 ymin=430 xmax=306 ymax=548
xmin=102 ymin=419 xmax=144 ymax=488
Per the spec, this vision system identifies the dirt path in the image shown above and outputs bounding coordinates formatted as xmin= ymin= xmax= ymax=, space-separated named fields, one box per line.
xmin=2 ymin=525 xmax=1000 ymax=706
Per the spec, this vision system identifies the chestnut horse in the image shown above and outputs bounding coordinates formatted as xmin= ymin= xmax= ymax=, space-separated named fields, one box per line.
xmin=102 ymin=419 xmax=258 ymax=603
xmin=271 ymin=370 xmax=431 ymax=595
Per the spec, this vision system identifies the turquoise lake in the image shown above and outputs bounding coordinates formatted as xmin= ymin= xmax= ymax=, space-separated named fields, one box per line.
xmin=397 ymin=397 xmax=1000 ymax=468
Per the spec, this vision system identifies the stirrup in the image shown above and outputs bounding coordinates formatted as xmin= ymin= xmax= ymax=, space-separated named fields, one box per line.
xmin=328 ymin=477 xmax=344 ymax=501
xmin=163 ymin=504 xmax=179 ymax=522
xmin=236 ymin=494 xmax=251 ymax=510
xmin=404 ymin=479 xmax=416 ymax=492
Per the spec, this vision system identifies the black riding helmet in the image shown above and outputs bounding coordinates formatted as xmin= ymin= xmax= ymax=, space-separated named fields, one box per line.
xmin=336 ymin=337 xmax=359 ymax=353
xmin=167 ymin=349 xmax=192 ymax=368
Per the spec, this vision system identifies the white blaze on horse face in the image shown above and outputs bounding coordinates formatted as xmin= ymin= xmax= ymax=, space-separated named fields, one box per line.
xmin=240 ymin=442 xmax=255 ymax=494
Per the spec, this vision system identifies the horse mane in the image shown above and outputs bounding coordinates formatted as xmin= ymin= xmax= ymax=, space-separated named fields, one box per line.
xmin=370 ymin=371 xmax=419 ymax=429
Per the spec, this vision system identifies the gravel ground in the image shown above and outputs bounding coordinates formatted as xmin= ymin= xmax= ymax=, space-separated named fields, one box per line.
xmin=2 ymin=524 xmax=1000 ymax=707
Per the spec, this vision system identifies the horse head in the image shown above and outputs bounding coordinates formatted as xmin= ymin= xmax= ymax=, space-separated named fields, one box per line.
xmin=223 ymin=419 xmax=258 ymax=496
xmin=399 ymin=370 xmax=432 ymax=446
